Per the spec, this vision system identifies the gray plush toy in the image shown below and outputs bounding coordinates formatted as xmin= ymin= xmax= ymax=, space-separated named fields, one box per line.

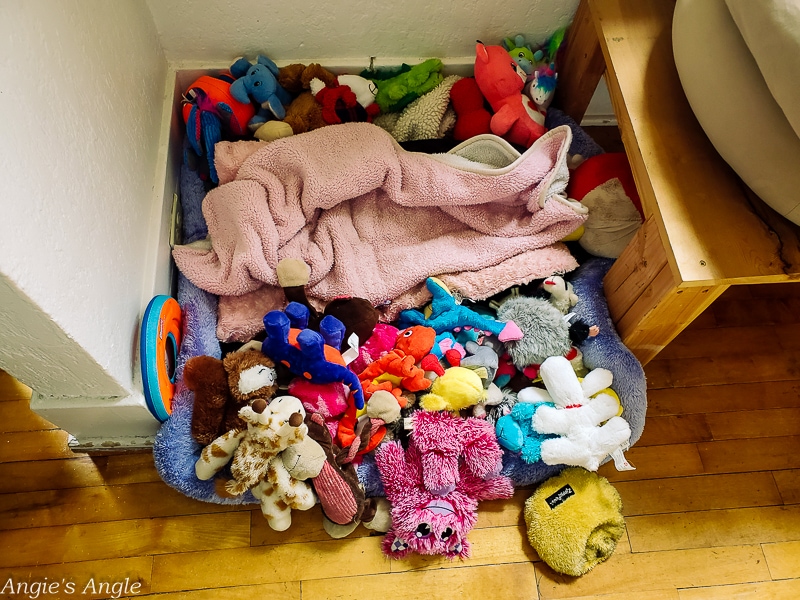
xmin=495 ymin=296 xmax=597 ymax=372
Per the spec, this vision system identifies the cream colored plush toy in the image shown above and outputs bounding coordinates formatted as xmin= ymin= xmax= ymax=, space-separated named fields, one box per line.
xmin=195 ymin=395 xmax=325 ymax=530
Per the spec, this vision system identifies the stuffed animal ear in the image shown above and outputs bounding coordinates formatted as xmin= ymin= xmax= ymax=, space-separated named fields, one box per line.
xmin=381 ymin=530 xmax=412 ymax=559
xmin=447 ymin=539 xmax=470 ymax=560
xmin=256 ymin=54 xmax=280 ymax=76
xmin=285 ymin=301 xmax=310 ymax=330
xmin=475 ymin=42 xmax=490 ymax=64
xmin=319 ymin=314 xmax=346 ymax=351
xmin=230 ymin=57 xmax=252 ymax=79
xmin=229 ymin=77 xmax=251 ymax=104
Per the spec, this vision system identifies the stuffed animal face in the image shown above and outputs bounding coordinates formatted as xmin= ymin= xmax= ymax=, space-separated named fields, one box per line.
xmin=394 ymin=326 xmax=436 ymax=361
xmin=474 ymin=43 xmax=527 ymax=105
xmin=383 ymin=487 xmax=475 ymax=560
xmin=239 ymin=395 xmax=307 ymax=448
xmin=496 ymin=296 xmax=572 ymax=368
xmin=223 ymin=350 xmax=278 ymax=402
xmin=378 ymin=443 xmax=476 ymax=560
xmin=336 ymin=74 xmax=378 ymax=108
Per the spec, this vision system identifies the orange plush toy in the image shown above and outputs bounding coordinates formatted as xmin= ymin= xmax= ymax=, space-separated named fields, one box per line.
xmin=473 ymin=42 xmax=547 ymax=148
xmin=357 ymin=325 xmax=438 ymax=404
xmin=337 ymin=325 xmax=440 ymax=458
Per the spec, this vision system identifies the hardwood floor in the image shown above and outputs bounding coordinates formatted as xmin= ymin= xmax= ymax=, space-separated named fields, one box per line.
xmin=1 ymin=282 xmax=800 ymax=599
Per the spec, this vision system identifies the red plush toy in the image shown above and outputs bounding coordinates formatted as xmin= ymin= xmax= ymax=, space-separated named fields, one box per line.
xmin=450 ymin=77 xmax=492 ymax=141
xmin=567 ymin=152 xmax=644 ymax=258
xmin=473 ymin=42 xmax=547 ymax=148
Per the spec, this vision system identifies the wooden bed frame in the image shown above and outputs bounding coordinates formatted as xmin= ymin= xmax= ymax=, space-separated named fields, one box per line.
xmin=556 ymin=0 xmax=800 ymax=365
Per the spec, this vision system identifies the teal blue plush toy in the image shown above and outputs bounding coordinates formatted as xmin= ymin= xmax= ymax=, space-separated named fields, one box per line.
xmin=495 ymin=401 xmax=557 ymax=463
xmin=230 ymin=55 xmax=293 ymax=131
xmin=398 ymin=277 xmax=523 ymax=343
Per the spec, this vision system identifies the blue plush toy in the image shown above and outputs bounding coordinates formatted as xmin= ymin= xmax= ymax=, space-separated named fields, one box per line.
xmin=495 ymin=401 xmax=557 ymax=463
xmin=398 ymin=278 xmax=523 ymax=343
xmin=229 ymin=55 xmax=293 ymax=131
xmin=261 ymin=303 xmax=365 ymax=410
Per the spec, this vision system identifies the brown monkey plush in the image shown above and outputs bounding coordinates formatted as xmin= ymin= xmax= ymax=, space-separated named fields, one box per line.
xmin=183 ymin=349 xmax=278 ymax=445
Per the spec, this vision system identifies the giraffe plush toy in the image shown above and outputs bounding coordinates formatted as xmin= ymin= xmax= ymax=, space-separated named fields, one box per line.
xmin=195 ymin=395 xmax=325 ymax=531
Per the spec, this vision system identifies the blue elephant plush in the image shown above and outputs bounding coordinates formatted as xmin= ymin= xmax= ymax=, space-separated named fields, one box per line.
xmin=230 ymin=55 xmax=293 ymax=131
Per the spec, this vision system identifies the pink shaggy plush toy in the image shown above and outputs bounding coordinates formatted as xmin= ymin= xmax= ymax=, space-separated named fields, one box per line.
xmin=375 ymin=410 xmax=514 ymax=559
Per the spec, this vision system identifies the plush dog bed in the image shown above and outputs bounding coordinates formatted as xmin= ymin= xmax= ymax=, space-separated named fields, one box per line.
xmin=154 ymin=122 xmax=647 ymax=505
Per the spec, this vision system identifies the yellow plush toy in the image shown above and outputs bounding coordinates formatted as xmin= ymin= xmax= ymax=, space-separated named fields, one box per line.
xmin=419 ymin=366 xmax=486 ymax=412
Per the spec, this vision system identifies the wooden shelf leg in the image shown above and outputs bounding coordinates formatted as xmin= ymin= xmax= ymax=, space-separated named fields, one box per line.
xmin=603 ymin=217 xmax=729 ymax=365
xmin=555 ymin=0 xmax=607 ymax=122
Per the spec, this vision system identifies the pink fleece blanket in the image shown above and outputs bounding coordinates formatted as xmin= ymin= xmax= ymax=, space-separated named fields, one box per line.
xmin=172 ymin=123 xmax=586 ymax=341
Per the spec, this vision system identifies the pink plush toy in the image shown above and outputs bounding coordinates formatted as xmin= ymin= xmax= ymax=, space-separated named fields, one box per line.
xmin=348 ymin=323 xmax=400 ymax=376
xmin=473 ymin=42 xmax=547 ymax=148
xmin=288 ymin=379 xmax=349 ymax=439
xmin=375 ymin=410 xmax=514 ymax=559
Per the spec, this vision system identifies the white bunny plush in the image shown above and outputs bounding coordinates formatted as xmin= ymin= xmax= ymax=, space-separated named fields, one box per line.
xmin=518 ymin=356 xmax=634 ymax=472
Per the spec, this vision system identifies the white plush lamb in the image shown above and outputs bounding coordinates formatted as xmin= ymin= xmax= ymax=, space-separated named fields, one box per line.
xmin=518 ymin=356 xmax=634 ymax=472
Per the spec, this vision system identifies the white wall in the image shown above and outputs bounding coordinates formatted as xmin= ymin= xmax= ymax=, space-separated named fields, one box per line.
xmin=145 ymin=0 xmax=579 ymax=65
xmin=0 ymin=1 xmax=167 ymax=403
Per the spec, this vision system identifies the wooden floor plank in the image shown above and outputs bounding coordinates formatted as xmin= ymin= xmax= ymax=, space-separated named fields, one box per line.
xmin=0 ymin=481 xmax=249 ymax=530
xmin=250 ymin=503 xmax=371 ymax=546
xmin=615 ymin=472 xmax=783 ymax=516
xmin=677 ymin=579 xmax=800 ymax=600
xmin=773 ymin=469 xmax=800 ymax=505
xmin=597 ymin=443 xmax=705 ymax=482
xmin=131 ymin=582 xmax=301 ymax=600
xmin=389 ymin=525 xmax=538 ymax=572
xmin=645 ymin=353 xmax=800 ymax=390
xmin=626 ymin=506 xmax=800 ymax=553
xmin=647 ymin=381 xmax=800 ymax=417
xmin=705 ymin=408 xmax=800 ymax=441
xmin=0 ymin=454 xmax=162 ymax=493
xmin=0 ymin=557 xmax=153 ymax=599
xmin=150 ymin=537 xmax=388 ymax=593
xmin=0 ymin=399 xmax=58 ymax=432
xmin=302 ymin=562 xmax=538 ymax=600
xmin=0 ymin=430 xmax=84 ymax=463
xmin=763 ymin=541 xmax=800 ymax=579
xmin=554 ymin=592 xmax=680 ymax=600
xmin=709 ymin=297 xmax=800 ymax=328
xmin=655 ymin=325 xmax=789 ymax=361
xmin=535 ymin=545 xmax=770 ymax=599
xmin=635 ymin=414 xmax=712 ymax=447
xmin=0 ymin=513 xmax=250 ymax=568
xmin=698 ymin=436 xmax=800 ymax=474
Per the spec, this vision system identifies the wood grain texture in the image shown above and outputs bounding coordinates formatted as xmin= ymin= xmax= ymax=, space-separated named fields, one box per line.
xmin=302 ymin=562 xmax=538 ymax=600
xmin=763 ymin=541 xmax=800 ymax=579
xmin=626 ymin=506 xmax=800 ymax=552
xmin=588 ymin=0 xmax=800 ymax=286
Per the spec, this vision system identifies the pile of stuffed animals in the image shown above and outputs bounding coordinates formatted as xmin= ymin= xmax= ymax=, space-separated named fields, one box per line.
xmin=176 ymin=27 xmax=641 ymax=563
xmin=182 ymin=255 xmax=635 ymax=560
xmin=181 ymin=31 xmax=566 ymax=184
